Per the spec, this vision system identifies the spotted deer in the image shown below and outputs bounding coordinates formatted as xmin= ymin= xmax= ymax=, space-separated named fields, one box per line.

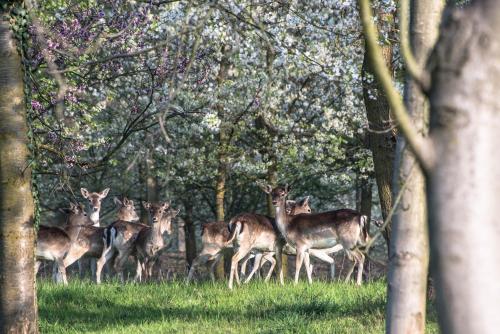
xmin=134 ymin=202 xmax=179 ymax=281
xmin=35 ymin=225 xmax=72 ymax=285
xmin=53 ymin=198 xmax=138 ymax=283
xmin=186 ymin=199 xmax=311 ymax=284
xmin=97 ymin=201 xmax=174 ymax=283
xmin=262 ymin=184 xmax=368 ymax=285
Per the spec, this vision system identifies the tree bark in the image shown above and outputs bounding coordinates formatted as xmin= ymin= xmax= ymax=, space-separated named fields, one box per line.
xmin=426 ymin=2 xmax=500 ymax=332
xmin=362 ymin=11 xmax=396 ymax=248
xmin=386 ymin=1 xmax=443 ymax=333
xmin=0 ymin=10 xmax=38 ymax=333
xmin=214 ymin=45 xmax=231 ymax=279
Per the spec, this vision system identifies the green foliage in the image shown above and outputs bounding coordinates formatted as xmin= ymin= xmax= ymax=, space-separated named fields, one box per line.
xmin=38 ymin=280 xmax=439 ymax=333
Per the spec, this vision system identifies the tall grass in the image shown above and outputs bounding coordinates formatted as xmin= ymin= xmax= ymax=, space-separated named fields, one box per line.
xmin=38 ymin=280 xmax=438 ymax=333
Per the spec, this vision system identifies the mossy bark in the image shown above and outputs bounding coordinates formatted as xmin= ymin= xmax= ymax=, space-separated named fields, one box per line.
xmin=0 ymin=10 xmax=38 ymax=333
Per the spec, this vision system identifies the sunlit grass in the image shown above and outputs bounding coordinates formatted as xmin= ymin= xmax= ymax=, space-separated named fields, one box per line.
xmin=38 ymin=279 xmax=438 ymax=333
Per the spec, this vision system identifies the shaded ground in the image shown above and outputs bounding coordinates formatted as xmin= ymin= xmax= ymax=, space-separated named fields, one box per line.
xmin=38 ymin=280 xmax=438 ymax=333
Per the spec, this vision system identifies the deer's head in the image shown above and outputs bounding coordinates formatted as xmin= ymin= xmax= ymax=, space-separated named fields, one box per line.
xmin=60 ymin=202 xmax=93 ymax=226
xmin=287 ymin=196 xmax=312 ymax=215
xmin=143 ymin=201 xmax=170 ymax=225
xmin=260 ymin=183 xmax=291 ymax=208
xmin=81 ymin=187 xmax=110 ymax=214
xmin=114 ymin=197 xmax=139 ymax=222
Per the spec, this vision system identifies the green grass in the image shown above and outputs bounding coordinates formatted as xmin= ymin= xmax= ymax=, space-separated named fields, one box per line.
xmin=38 ymin=280 xmax=438 ymax=333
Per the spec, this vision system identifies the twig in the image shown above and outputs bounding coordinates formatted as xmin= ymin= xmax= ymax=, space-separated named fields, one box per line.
xmin=399 ymin=0 xmax=431 ymax=91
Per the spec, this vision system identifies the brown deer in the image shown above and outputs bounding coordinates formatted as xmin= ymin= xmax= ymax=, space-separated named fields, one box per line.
xmin=78 ymin=187 xmax=110 ymax=278
xmin=80 ymin=188 xmax=110 ymax=226
xmin=54 ymin=198 xmax=138 ymax=283
xmin=97 ymin=201 xmax=173 ymax=283
xmin=134 ymin=202 xmax=179 ymax=281
xmin=35 ymin=225 xmax=71 ymax=285
xmin=262 ymin=184 xmax=368 ymax=285
xmin=186 ymin=221 xmax=231 ymax=283
xmin=186 ymin=199 xmax=310 ymax=284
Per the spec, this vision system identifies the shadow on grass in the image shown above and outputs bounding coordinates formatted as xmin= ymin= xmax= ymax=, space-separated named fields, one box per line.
xmin=39 ymin=285 xmax=386 ymax=332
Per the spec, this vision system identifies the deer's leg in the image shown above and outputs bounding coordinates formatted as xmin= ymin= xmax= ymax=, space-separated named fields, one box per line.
xmin=90 ymin=258 xmax=97 ymax=282
xmin=114 ymin=250 xmax=131 ymax=283
xmin=240 ymin=253 xmax=254 ymax=279
xmin=303 ymin=251 xmax=313 ymax=284
xmin=295 ymin=249 xmax=306 ymax=285
xmin=344 ymin=251 xmax=356 ymax=283
xmin=56 ymin=259 xmax=68 ymax=285
xmin=263 ymin=254 xmax=276 ymax=282
xmin=355 ymin=250 xmax=365 ymax=286
xmin=134 ymin=259 xmax=142 ymax=282
xmin=244 ymin=253 xmax=263 ymax=283
xmin=96 ymin=247 xmax=115 ymax=284
xmin=275 ymin=244 xmax=284 ymax=285
xmin=228 ymin=246 xmax=251 ymax=290
xmin=309 ymin=249 xmax=336 ymax=281
xmin=209 ymin=253 xmax=222 ymax=282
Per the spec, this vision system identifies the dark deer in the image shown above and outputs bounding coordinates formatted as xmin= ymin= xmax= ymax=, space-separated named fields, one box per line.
xmin=262 ymin=184 xmax=368 ymax=285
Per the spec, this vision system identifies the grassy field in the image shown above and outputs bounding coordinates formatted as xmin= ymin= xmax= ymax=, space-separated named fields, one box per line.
xmin=38 ymin=280 xmax=438 ymax=333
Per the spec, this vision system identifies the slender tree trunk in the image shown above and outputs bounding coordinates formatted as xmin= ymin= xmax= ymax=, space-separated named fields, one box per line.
xmin=145 ymin=147 xmax=159 ymax=203
xmin=0 ymin=10 xmax=38 ymax=333
xmin=386 ymin=1 xmax=443 ymax=333
xmin=426 ymin=2 xmax=500 ymax=332
xmin=362 ymin=11 xmax=396 ymax=248
xmin=214 ymin=45 xmax=231 ymax=279
xmin=183 ymin=200 xmax=197 ymax=267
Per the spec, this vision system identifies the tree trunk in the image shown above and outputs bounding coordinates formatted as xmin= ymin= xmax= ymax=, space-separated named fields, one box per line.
xmin=427 ymin=2 xmax=500 ymax=332
xmin=214 ymin=45 xmax=231 ymax=279
xmin=362 ymin=12 xmax=396 ymax=248
xmin=0 ymin=10 xmax=38 ymax=333
xmin=386 ymin=1 xmax=443 ymax=333
xmin=183 ymin=200 xmax=197 ymax=267
xmin=140 ymin=145 xmax=159 ymax=225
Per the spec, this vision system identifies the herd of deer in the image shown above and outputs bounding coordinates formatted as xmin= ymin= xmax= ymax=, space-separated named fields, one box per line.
xmin=36 ymin=183 xmax=372 ymax=289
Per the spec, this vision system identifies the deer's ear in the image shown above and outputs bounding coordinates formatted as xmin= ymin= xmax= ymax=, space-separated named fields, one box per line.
xmin=301 ymin=196 xmax=310 ymax=206
xmin=171 ymin=208 xmax=180 ymax=218
xmin=122 ymin=197 xmax=130 ymax=205
xmin=114 ymin=197 xmax=122 ymax=206
xmin=78 ymin=203 xmax=86 ymax=212
xmin=100 ymin=188 xmax=110 ymax=198
xmin=284 ymin=184 xmax=291 ymax=194
xmin=81 ymin=188 xmax=90 ymax=199
xmin=142 ymin=201 xmax=151 ymax=209
xmin=128 ymin=200 xmax=134 ymax=206
xmin=162 ymin=202 xmax=170 ymax=210
xmin=59 ymin=207 xmax=71 ymax=214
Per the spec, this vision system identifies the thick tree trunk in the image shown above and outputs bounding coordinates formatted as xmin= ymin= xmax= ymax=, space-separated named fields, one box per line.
xmin=140 ymin=145 xmax=159 ymax=225
xmin=183 ymin=200 xmax=197 ymax=267
xmin=0 ymin=11 xmax=38 ymax=333
xmin=386 ymin=1 xmax=443 ymax=333
xmin=426 ymin=2 xmax=500 ymax=333
xmin=362 ymin=15 xmax=396 ymax=248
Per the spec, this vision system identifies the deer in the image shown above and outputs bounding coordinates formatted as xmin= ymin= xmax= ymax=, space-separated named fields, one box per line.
xmin=261 ymin=184 xmax=368 ymax=285
xmin=53 ymin=198 xmax=138 ymax=283
xmin=134 ymin=202 xmax=179 ymax=281
xmin=35 ymin=225 xmax=72 ymax=285
xmin=186 ymin=199 xmax=311 ymax=284
xmin=97 ymin=201 xmax=173 ymax=283
xmin=78 ymin=187 xmax=110 ymax=279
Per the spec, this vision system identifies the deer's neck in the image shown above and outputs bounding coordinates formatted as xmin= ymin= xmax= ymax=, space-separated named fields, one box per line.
xmin=89 ymin=210 xmax=100 ymax=226
xmin=275 ymin=201 xmax=291 ymax=239
xmin=145 ymin=221 xmax=164 ymax=249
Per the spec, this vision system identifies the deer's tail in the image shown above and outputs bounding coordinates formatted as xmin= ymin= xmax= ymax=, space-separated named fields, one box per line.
xmin=226 ymin=219 xmax=243 ymax=246
xmin=103 ymin=226 xmax=117 ymax=253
